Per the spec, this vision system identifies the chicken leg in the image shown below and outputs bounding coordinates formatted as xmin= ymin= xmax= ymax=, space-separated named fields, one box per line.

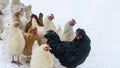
xmin=15 ymin=56 xmax=22 ymax=66
xmin=26 ymin=56 xmax=30 ymax=63
xmin=11 ymin=56 xmax=16 ymax=63
xmin=11 ymin=56 xmax=22 ymax=66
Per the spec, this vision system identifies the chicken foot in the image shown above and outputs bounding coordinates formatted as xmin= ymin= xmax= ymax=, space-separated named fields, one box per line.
xmin=11 ymin=56 xmax=22 ymax=66
xmin=11 ymin=56 xmax=16 ymax=63
xmin=26 ymin=56 xmax=31 ymax=63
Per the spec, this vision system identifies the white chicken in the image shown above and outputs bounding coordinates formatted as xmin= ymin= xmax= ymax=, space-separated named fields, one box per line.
xmin=0 ymin=0 xmax=9 ymax=14
xmin=30 ymin=40 xmax=54 ymax=68
xmin=11 ymin=0 xmax=25 ymax=14
xmin=5 ymin=22 xmax=25 ymax=65
xmin=43 ymin=13 xmax=56 ymax=32
xmin=61 ymin=19 xmax=76 ymax=41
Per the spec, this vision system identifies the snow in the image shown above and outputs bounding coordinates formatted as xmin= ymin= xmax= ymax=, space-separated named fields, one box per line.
xmin=0 ymin=0 xmax=120 ymax=68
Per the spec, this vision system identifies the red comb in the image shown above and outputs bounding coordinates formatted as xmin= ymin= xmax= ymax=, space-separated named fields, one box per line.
xmin=50 ymin=14 xmax=54 ymax=18
xmin=72 ymin=19 xmax=76 ymax=24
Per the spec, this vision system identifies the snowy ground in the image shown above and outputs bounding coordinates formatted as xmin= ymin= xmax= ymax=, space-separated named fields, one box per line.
xmin=0 ymin=0 xmax=120 ymax=68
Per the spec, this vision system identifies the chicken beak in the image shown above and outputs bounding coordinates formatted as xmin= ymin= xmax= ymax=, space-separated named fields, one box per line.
xmin=76 ymin=33 xmax=82 ymax=40
xmin=48 ymin=47 xmax=52 ymax=50
xmin=44 ymin=46 xmax=52 ymax=51
xmin=47 ymin=44 xmax=52 ymax=50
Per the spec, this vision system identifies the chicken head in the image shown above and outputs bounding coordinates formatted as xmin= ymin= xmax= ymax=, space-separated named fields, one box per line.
xmin=48 ymin=14 xmax=54 ymax=20
xmin=75 ymin=28 xmax=86 ymax=40
xmin=69 ymin=19 xmax=76 ymax=26
xmin=13 ymin=22 xmax=20 ymax=28
xmin=44 ymin=44 xmax=51 ymax=51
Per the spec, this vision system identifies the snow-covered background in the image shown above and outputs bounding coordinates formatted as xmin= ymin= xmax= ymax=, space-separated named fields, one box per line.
xmin=0 ymin=0 xmax=120 ymax=68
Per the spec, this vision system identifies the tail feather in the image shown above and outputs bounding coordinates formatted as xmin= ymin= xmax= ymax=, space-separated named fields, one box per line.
xmin=56 ymin=25 xmax=63 ymax=37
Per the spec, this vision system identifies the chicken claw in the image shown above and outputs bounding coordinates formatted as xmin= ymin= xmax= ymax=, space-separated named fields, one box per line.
xmin=26 ymin=56 xmax=30 ymax=63
xmin=11 ymin=56 xmax=22 ymax=66
xmin=11 ymin=60 xmax=16 ymax=63
xmin=15 ymin=61 xmax=23 ymax=66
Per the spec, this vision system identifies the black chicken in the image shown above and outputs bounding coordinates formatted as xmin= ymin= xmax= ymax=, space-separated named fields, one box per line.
xmin=44 ymin=28 xmax=91 ymax=68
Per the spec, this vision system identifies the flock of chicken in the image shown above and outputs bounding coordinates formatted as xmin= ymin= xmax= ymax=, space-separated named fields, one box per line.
xmin=0 ymin=0 xmax=91 ymax=68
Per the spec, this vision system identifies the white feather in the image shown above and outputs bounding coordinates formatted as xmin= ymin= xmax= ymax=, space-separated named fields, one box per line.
xmin=30 ymin=43 xmax=54 ymax=68
xmin=32 ymin=40 xmax=39 ymax=54
xmin=5 ymin=24 xmax=25 ymax=56
xmin=44 ymin=15 xmax=56 ymax=32
xmin=56 ymin=25 xmax=63 ymax=38
xmin=61 ymin=20 xmax=75 ymax=41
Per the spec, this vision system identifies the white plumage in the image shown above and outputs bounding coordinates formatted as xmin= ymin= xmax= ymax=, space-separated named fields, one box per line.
xmin=30 ymin=40 xmax=54 ymax=68
xmin=56 ymin=25 xmax=63 ymax=38
xmin=61 ymin=19 xmax=76 ymax=41
xmin=5 ymin=23 xmax=25 ymax=56
xmin=37 ymin=26 xmax=47 ymax=44
xmin=43 ymin=14 xmax=56 ymax=32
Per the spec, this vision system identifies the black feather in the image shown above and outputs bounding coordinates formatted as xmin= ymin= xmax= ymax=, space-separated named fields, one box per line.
xmin=44 ymin=29 xmax=91 ymax=68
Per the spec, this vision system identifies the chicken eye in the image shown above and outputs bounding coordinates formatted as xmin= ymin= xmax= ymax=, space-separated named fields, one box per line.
xmin=44 ymin=47 xmax=48 ymax=50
